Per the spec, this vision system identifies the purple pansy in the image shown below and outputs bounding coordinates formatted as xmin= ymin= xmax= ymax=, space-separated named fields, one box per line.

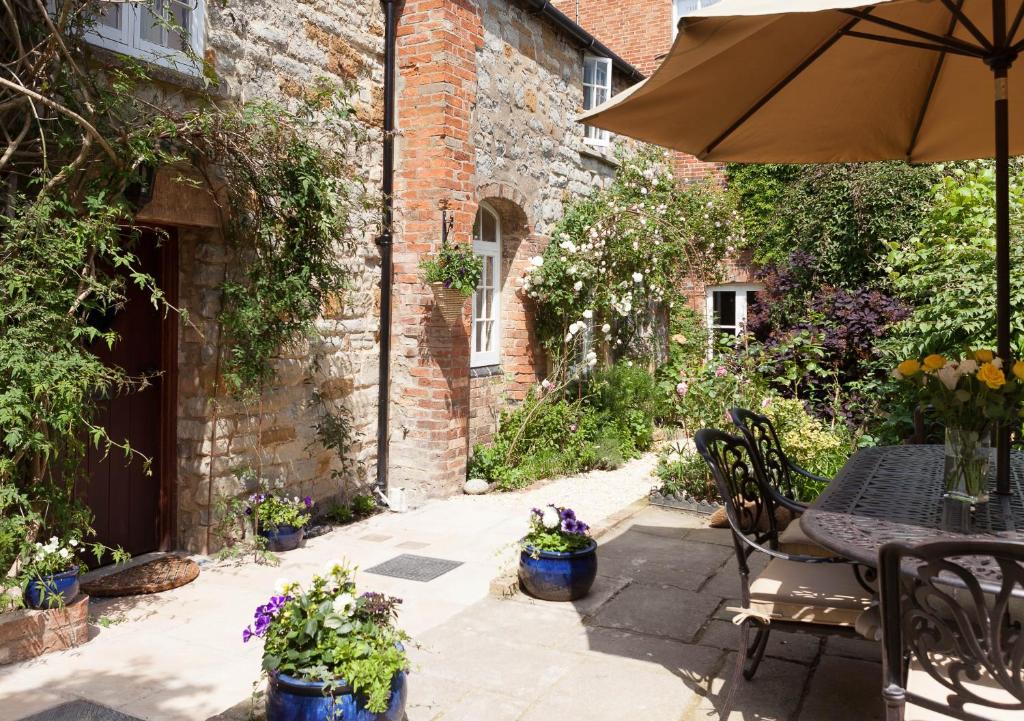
xmin=242 ymin=594 xmax=291 ymax=643
xmin=303 ymin=496 xmax=313 ymax=509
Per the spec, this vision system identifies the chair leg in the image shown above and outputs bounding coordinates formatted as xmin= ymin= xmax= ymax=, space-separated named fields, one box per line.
xmin=743 ymin=624 xmax=771 ymax=680
xmin=721 ymin=620 xmax=750 ymax=719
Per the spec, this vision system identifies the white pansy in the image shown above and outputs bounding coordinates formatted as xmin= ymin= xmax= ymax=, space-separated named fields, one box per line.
xmin=59 ymin=548 xmax=71 ymax=559
xmin=322 ymin=560 xmax=344 ymax=577
xmin=541 ymin=507 xmax=561 ymax=529
xmin=273 ymin=578 xmax=294 ymax=595
xmin=582 ymin=310 xmax=593 ymax=319
xmin=530 ymin=256 xmax=544 ymax=267
xmin=332 ymin=592 xmax=356 ymax=616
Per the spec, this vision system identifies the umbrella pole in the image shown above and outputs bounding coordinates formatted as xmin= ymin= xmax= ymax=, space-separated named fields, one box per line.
xmin=994 ymin=63 xmax=1012 ymax=496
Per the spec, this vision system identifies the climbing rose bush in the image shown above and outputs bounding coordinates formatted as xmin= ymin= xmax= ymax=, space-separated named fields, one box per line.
xmin=521 ymin=148 xmax=741 ymax=358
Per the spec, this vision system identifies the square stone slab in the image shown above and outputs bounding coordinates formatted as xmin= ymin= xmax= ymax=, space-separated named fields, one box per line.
xmin=590 ymin=582 xmax=720 ymax=643
xmin=17 ymin=701 xmax=143 ymax=721
xmin=364 ymin=554 xmax=463 ymax=582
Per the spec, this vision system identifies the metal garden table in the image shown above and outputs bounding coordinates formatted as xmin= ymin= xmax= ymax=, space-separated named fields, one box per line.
xmin=801 ymin=445 xmax=1024 ymax=568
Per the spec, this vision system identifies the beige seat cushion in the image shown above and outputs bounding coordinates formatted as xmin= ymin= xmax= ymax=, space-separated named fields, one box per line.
xmin=778 ymin=521 xmax=833 ymax=558
xmin=746 ymin=558 xmax=874 ymax=627
xmin=708 ymin=502 xmax=793 ymax=533
xmin=905 ymin=658 xmax=1023 ymax=720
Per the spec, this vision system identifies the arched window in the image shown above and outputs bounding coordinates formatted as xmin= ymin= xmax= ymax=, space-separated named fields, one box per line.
xmin=471 ymin=204 xmax=501 ymax=367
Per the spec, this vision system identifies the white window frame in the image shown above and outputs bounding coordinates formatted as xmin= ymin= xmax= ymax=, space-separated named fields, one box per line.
xmin=705 ymin=283 xmax=762 ymax=341
xmin=673 ymin=0 xmax=720 ymax=36
xmin=471 ymin=203 xmax=502 ymax=368
xmin=67 ymin=0 xmax=206 ymax=76
xmin=583 ymin=55 xmax=613 ymax=146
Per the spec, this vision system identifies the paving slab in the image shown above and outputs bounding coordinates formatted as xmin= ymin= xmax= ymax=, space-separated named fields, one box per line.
xmin=798 ymin=655 xmax=884 ymax=721
xmin=590 ymin=582 xmax=721 ymax=643
xmin=597 ymin=531 xmax=733 ymax=590
xmin=694 ymin=654 xmax=811 ymax=721
xmin=696 ymin=619 xmax=822 ymax=666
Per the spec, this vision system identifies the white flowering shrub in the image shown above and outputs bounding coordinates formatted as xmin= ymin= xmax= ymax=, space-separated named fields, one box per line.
xmin=522 ymin=148 xmax=742 ymax=359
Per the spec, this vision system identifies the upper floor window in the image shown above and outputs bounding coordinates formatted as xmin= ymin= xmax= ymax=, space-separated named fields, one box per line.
xmin=583 ymin=56 xmax=612 ymax=146
xmin=471 ymin=204 xmax=502 ymax=368
xmin=76 ymin=0 xmax=205 ymax=75
xmin=674 ymin=0 xmax=721 ymax=34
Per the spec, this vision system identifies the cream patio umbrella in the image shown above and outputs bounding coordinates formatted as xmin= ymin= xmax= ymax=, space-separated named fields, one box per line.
xmin=581 ymin=0 xmax=1024 ymax=494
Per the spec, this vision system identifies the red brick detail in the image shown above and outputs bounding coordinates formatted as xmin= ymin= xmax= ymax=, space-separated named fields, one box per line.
xmin=391 ymin=0 xmax=484 ymax=496
xmin=0 ymin=595 xmax=90 ymax=665
xmin=682 ymin=250 xmax=760 ymax=314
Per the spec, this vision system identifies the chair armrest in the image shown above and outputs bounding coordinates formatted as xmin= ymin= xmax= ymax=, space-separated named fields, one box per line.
xmin=788 ymin=461 xmax=831 ymax=486
xmin=725 ymin=516 xmax=851 ymax=565
xmin=770 ymin=490 xmax=808 ymax=515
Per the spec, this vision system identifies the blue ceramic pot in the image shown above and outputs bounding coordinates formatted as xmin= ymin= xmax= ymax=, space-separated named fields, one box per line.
xmin=26 ymin=566 xmax=80 ymax=609
xmin=519 ymin=540 xmax=598 ymax=601
xmin=266 ymin=669 xmax=408 ymax=721
xmin=259 ymin=525 xmax=304 ymax=552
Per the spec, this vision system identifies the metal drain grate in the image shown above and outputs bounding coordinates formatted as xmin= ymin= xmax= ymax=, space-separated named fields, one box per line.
xmin=364 ymin=554 xmax=462 ymax=582
xmin=18 ymin=701 xmax=144 ymax=721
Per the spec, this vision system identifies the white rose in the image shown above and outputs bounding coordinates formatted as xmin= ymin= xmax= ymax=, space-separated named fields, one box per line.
xmin=59 ymin=548 xmax=71 ymax=559
xmin=582 ymin=310 xmax=593 ymax=319
xmin=632 ymin=272 xmax=643 ymax=283
xmin=960 ymin=359 xmax=979 ymax=374
xmin=68 ymin=539 xmax=78 ymax=547
xmin=937 ymin=365 xmax=961 ymax=391
xmin=530 ymin=256 xmax=544 ymax=267
xmin=541 ymin=507 xmax=561 ymax=530
xmin=541 ymin=379 xmax=551 ymax=390
xmin=992 ymin=357 xmax=1004 ymax=369
xmin=602 ymin=324 xmax=611 ymax=333
xmin=573 ymin=280 xmax=583 ymax=292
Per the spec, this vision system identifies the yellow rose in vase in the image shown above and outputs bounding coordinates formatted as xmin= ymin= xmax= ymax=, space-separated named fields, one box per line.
xmin=896 ymin=359 xmax=922 ymax=377
xmin=1013 ymin=360 xmax=1024 ymax=381
xmin=977 ymin=362 xmax=1007 ymax=389
xmin=922 ymin=354 xmax=947 ymax=372
xmin=974 ymin=349 xmax=995 ymax=363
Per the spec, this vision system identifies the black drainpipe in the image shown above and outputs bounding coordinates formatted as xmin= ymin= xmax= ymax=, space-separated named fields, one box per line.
xmin=375 ymin=0 xmax=397 ymax=496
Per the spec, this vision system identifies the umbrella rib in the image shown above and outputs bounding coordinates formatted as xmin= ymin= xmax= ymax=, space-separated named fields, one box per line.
xmin=844 ymin=29 xmax=978 ymax=57
xmin=906 ymin=2 xmax=964 ymax=161
xmin=839 ymin=9 xmax=986 ymax=57
xmin=700 ymin=15 xmax=866 ymax=159
xmin=937 ymin=0 xmax=993 ymax=51
xmin=1009 ymin=1 xmax=1024 ymax=46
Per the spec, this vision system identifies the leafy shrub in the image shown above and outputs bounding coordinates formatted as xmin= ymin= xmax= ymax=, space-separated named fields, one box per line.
xmin=654 ymin=445 xmax=717 ymax=503
xmin=760 ymin=397 xmax=853 ymax=499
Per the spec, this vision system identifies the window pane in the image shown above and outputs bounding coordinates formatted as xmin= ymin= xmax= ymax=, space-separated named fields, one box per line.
xmin=483 ymin=321 xmax=494 ymax=352
xmin=140 ymin=3 xmax=165 ymax=45
xmin=93 ymin=4 xmax=122 ymax=29
xmin=584 ymin=58 xmax=596 ymax=84
xmin=475 ymin=289 xmax=484 ymax=317
xmin=475 ymin=322 xmax=483 ymax=353
xmin=485 ymin=256 xmax=494 ymax=287
xmin=594 ymin=60 xmax=608 ymax=87
xmin=482 ymin=210 xmax=496 ymax=243
xmin=169 ymin=1 xmax=191 ymax=51
xmin=713 ymin=291 xmax=736 ymax=327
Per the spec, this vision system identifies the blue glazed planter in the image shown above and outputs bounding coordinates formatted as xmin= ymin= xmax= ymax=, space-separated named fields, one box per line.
xmin=519 ymin=540 xmax=598 ymax=602
xmin=266 ymin=669 xmax=408 ymax=721
xmin=259 ymin=525 xmax=304 ymax=553
xmin=26 ymin=566 xmax=80 ymax=609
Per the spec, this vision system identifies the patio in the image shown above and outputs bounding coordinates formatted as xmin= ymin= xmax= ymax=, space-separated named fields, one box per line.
xmin=3 ymin=482 xmax=886 ymax=721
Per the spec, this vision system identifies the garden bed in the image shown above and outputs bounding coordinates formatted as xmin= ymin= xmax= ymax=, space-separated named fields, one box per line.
xmin=0 ymin=595 xmax=90 ymax=665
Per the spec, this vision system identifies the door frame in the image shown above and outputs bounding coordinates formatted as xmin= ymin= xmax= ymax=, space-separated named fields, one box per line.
xmin=155 ymin=227 xmax=179 ymax=551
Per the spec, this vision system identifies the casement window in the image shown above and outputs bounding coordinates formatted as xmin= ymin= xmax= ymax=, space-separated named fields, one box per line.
xmin=73 ymin=0 xmax=205 ymax=74
xmin=471 ymin=204 xmax=502 ymax=368
xmin=583 ymin=56 xmax=613 ymax=146
xmin=705 ymin=284 xmax=762 ymax=342
xmin=674 ymin=0 xmax=720 ymax=34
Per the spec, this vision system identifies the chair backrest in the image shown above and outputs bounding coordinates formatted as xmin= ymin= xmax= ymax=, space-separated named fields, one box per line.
xmin=729 ymin=407 xmax=801 ymax=503
xmin=879 ymin=540 xmax=1024 ymax=721
xmin=695 ymin=428 xmax=783 ymax=573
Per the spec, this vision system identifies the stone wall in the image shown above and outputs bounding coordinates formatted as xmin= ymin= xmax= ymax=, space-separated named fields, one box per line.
xmin=168 ymin=0 xmax=386 ymax=552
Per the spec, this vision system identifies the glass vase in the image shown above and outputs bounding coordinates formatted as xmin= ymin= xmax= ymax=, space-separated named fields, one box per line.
xmin=943 ymin=427 xmax=991 ymax=504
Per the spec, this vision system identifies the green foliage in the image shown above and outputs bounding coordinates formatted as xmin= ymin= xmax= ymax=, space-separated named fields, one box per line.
xmin=253 ymin=565 xmax=408 ymax=713
xmin=728 ymin=162 xmax=938 ymax=289
xmin=419 ymin=242 xmax=483 ymax=297
xmin=525 ymin=148 xmax=739 ymax=357
xmin=760 ymin=397 xmax=852 ymax=497
xmin=885 ymin=160 xmax=1024 ymax=359
xmin=654 ymin=444 xmax=717 ymax=503
xmin=351 ymin=494 xmax=377 ymax=517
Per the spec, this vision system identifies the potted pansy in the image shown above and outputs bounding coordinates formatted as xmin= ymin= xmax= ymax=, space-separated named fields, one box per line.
xmin=243 ymin=562 xmax=409 ymax=721
xmin=518 ymin=505 xmax=597 ymax=602
xmin=894 ymin=349 xmax=1024 ymax=503
xmin=250 ymin=493 xmax=313 ymax=552
xmin=420 ymin=242 xmax=482 ymax=324
xmin=21 ymin=535 xmax=125 ymax=609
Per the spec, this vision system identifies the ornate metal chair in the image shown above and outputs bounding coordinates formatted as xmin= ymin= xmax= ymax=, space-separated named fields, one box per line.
xmin=879 ymin=539 xmax=1024 ymax=721
xmin=695 ymin=429 xmax=873 ymax=713
xmin=729 ymin=407 xmax=833 ymax=557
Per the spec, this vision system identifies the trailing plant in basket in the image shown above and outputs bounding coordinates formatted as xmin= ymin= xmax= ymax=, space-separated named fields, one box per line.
xmin=420 ymin=243 xmax=482 ymax=297
xmin=522 ymin=505 xmax=592 ymax=555
xmin=243 ymin=562 xmax=409 ymax=713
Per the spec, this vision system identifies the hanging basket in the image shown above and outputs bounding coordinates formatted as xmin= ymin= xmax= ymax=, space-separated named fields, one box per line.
xmin=431 ymin=282 xmax=468 ymax=324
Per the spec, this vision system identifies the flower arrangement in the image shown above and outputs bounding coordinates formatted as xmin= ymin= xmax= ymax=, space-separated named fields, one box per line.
xmin=420 ymin=242 xmax=483 ymax=297
xmin=522 ymin=505 xmax=592 ymax=554
xmin=248 ymin=492 xmax=313 ymax=531
xmin=892 ymin=349 xmax=1024 ymax=431
xmin=243 ymin=562 xmax=408 ymax=713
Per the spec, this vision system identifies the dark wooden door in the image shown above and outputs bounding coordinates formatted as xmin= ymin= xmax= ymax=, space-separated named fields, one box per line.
xmin=83 ymin=230 xmax=175 ymax=556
